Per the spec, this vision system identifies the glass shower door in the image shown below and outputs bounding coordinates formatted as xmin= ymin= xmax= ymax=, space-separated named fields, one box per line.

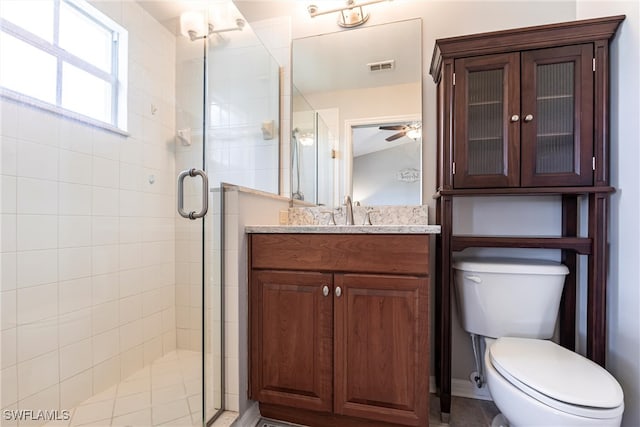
xmin=174 ymin=22 xmax=223 ymax=425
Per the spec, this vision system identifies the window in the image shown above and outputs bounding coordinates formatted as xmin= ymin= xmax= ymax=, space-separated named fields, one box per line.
xmin=0 ymin=0 xmax=128 ymax=132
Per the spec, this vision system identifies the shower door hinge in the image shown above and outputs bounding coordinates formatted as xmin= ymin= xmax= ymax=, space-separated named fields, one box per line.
xmin=452 ymin=162 xmax=456 ymax=175
xmin=592 ymin=156 xmax=596 ymax=171
xmin=452 ymin=73 xmax=456 ymax=86
xmin=331 ymin=149 xmax=337 ymax=159
xmin=593 ymin=58 xmax=596 ymax=72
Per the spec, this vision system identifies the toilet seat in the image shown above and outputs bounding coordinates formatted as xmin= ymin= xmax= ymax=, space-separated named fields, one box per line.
xmin=489 ymin=337 xmax=624 ymax=419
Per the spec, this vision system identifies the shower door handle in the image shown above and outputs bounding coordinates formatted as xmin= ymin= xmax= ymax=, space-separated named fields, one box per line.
xmin=177 ymin=168 xmax=209 ymax=220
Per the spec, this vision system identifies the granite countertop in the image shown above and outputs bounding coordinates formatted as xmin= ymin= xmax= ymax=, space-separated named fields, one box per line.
xmin=245 ymin=225 xmax=441 ymax=234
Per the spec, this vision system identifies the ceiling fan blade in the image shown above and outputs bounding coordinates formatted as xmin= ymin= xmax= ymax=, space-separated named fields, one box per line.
xmin=385 ymin=131 xmax=406 ymax=142
xmin=379 ymin=125 xmax=406 ymax=131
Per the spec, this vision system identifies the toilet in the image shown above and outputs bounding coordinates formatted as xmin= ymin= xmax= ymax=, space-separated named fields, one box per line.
xmin=453 ymin=257 xmax=624 ymax=427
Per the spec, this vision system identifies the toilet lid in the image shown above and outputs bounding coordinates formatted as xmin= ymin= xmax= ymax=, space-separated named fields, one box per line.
xmin=490 ymin=337 xmax=624 ymax=418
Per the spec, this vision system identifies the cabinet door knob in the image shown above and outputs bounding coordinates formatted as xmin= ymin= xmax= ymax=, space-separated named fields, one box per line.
xmin=335 ymin=286 xmax=342 ymax=298
xmin=322 ymin=285 xmax=330 ymax=297
xmin=510 ymin=114 xmax=520 ymax=122
xmin=523 ymin=114 xmax=534 ymax=122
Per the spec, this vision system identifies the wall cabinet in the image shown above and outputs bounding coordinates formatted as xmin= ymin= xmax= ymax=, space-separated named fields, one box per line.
xmin=430 ymin=15 xmax=624 ymax=422
xmin=454 ymin=45 xmax=593 ymax=188
xmin=249 ymin=233 xmax=430 ymax=427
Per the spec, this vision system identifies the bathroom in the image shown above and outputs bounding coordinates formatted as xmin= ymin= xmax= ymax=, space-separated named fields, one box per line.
xmin=0 ymin=0 xmax=638 ymax=426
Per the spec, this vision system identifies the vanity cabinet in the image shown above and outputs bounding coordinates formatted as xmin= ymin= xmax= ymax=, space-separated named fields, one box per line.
xmin=430 ymin=15 xmax=624 ymax=422
xmin=454 ymin=45 xmax=593 ymax=188
xmin=249 ymin=233 xmax=430 ymax=427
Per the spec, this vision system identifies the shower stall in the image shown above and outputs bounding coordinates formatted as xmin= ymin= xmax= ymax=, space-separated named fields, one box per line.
xmin=0 ymin=0 xmax=281 ymax=425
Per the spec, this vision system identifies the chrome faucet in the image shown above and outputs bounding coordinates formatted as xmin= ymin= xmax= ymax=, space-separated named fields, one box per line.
xmin=344 ymin=195 xmax=354 ymax=225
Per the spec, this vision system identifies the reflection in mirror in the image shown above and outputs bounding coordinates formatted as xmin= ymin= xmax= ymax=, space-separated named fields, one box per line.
xmin=352 ymin=121 xmax=422 ymax=205
xmin=292 ymin=18 xmax=422 ymax=208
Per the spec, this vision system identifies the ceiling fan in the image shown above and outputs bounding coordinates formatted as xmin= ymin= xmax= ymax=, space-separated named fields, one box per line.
xmin=379 ymin=123 xmax=422 ymax=141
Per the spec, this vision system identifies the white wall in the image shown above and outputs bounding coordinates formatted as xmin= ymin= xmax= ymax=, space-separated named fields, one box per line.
xmin=1 ymin=0 xmax=177 ymax=417
xmin=575 ymin=2 xmax=640 ymax=426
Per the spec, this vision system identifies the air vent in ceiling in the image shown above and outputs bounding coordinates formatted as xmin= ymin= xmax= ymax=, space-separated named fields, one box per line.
xmin=368 ymin=59 xmax=395 ymax=72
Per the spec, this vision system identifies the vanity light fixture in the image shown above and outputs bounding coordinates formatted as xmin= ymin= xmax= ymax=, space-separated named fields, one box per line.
xmin=180 ymin=11 xmax=245 ymax=41
xmin=307 ymin=0 xmax=392 ymax=28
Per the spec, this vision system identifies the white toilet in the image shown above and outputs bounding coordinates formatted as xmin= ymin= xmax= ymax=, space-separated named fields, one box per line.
xmin=453 ymin=257 xmax=624 ymax=427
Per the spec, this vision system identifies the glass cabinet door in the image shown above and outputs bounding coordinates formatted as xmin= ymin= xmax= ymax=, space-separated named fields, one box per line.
xmin=454 ymin=53 xmax=520 ymax=188
xmin=520 ymin=44 xmax=593 ymax=186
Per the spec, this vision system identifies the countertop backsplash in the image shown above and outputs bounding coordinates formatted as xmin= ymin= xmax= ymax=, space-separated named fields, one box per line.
xmin=288 ymin=205 xmax=429 ymax=226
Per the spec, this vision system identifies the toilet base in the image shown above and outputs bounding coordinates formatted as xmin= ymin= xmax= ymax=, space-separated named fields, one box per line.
xmin=491 ymin=414 xmax=509 ymax=427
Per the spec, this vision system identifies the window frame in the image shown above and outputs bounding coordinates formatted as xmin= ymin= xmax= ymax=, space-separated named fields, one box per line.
xmin=0 ymin=0 xmax=128 ymax=134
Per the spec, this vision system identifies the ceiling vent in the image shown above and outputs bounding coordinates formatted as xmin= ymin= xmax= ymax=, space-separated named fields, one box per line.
xmin=368 ymin=60 xmax=395 ymax=72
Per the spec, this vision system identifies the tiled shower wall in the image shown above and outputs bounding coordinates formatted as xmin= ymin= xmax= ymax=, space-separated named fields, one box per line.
xmin=0 ymin=0 xmax=177 ymax=416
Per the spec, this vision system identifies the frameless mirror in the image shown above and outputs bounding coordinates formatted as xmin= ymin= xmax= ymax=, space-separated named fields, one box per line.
xmin=292 ymin=18 xmax=422 ymax=207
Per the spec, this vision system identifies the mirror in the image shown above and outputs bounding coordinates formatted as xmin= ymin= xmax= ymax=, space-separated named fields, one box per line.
xmin=292 ymin=18 xmax=422 ymax=207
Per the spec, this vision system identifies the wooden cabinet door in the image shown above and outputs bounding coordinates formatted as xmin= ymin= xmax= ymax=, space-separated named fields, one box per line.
xmin=250 ymin=270 xmax=333 ymax=412
xmin=520 ymin=44 xmax=594 ymax=186
xmin=454 ymin=53 xmax=521 ymax=188
xmin=334 ymin=274 xmax=429 ymax=426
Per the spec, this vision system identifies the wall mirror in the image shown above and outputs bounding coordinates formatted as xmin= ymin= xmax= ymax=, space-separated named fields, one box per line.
xmin=291 ymin=18 xmax=422 ymax=208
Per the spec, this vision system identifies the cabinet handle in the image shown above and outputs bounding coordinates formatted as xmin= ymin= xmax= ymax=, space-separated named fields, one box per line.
xmin=335 ymin=286 xmax=342 ymax=298
xmin=510 ymin=114 xmax=520 ymax=122
xmin=523 ymin=114 xmax=534 ymax=122
xmin=322 ymin=285 xmax=330 ymax=297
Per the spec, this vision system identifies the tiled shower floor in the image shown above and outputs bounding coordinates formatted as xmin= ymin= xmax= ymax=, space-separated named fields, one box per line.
xmin=45 ymin=350 xmax=206 ymax=427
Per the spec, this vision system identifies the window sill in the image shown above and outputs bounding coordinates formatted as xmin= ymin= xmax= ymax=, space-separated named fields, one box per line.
xmin=1 ymin=88 xmax=129 ymax=137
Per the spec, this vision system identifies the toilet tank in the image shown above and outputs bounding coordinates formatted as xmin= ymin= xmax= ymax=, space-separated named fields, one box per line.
xmin=453 ymin=258 xmax=569 ymax=339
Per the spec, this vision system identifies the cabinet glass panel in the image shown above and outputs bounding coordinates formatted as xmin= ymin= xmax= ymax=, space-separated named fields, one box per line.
xmin=536 ymin=62 xmax=574 ymax=174
xmin=467 ymin=69 xmax=504 ymax=175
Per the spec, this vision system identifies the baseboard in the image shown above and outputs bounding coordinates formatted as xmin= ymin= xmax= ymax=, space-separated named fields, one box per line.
xmin=233 ymin=401 xmax=261 ymax=427
xmin=429 ymin=376 xmax=493 ymax=402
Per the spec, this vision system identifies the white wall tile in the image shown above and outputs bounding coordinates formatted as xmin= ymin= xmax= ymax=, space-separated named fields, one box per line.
xmin=119 ymin=294 xmax=142 ymax=325
xmin=59 ymin=150 xmax=92 ymax=185
xmin=120 ymin=319 xmax=143 ymax=351
xmin=1 ymin=365 xmax=18 ymax=407
xmin=1 ymin=175 xmax=17 ymax=214
xmin=1 ymin=327 xmax=16 ymax=368
xmin=92 ymin=355 xmax=121 ymax=394
xmin=58 ymin=182 xmax=92 ymax=216
xmin=58 ymin=215 xmax=91 ymax=248
xmin=17 ymin=108 xmax=59 ymax=147
xmin=17 ymin=282 xmax=57 ymax=325
xmin=119 ymin=243 xmax=142 ymax=271
xmin=1 ymin=290 xmax=16 ymax=330
xmin=60 ymin=338 xmax=92 ymax=380
xmin=0 ymin=252 xmax=17 ymax=291
xmin=16 ymin=215 xmax=58 ymax=251
xmin=18 ymin=383 xmax=60 ymax=413
xmin=58 ymin=308 xmax=92 ymax=348
xmin=118 ymin=268 xmax=142 ymax=299
xmin=92 ymin=273 xmax=119 ymax=306
xmin=92 ymin=301 xmax=119 ymax=335
xmin=1 ymin=214 xmax=16 ymax=252
xmin=17 ymin=318 xmax=58 ymax=363
xmin=92 ymin=157 xmax=120 ymax=188
xmin=17 ymin=141 xmax=58 ymax=180
xmin=17 ymin=178 xmax=58 ymax=215
xmin=60 ymin=369 xmax=93 ymax=409
xmin=92 ymin=244 xmax=119 ymax=275
xmin=120 ymin=345 xmax=143 ymax=379
xmin=58 ymin=247 xmax=91 ymax=281
xmin=59 ymin=277 xmax=92 ymax=315
xmin=17 ymin=350 xmax=59 ymax=400
xmin=92 ymin=216 xmax=120 ymax=246
xmin=1 ymin=137 xmax=18 ymax=176
xmin=92 ymin=328 xmax=119 ymax=365
xmin=59 ymin=120 xmax=93 ymax=155
xmin=92 ymin=187 xmax=119 ymax=217
xmin=16 ymin=249 xmax=57 ymax=289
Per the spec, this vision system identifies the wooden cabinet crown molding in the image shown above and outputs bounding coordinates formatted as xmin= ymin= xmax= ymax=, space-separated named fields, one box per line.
xmin=430 ymin=15 xmax=625 ymax=82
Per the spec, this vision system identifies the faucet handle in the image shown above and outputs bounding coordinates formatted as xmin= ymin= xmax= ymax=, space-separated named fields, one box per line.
xmin=320 ymin=210 xmax=336 ymax=225
xmin=363 ymin=210 xmax=378 ymax=225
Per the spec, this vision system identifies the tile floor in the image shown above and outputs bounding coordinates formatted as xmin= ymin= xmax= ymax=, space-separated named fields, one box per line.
xmin=44 ymin=350 xmax=210 ymax=427
xmin=430 ymin=394 xmax=500 ymax=427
